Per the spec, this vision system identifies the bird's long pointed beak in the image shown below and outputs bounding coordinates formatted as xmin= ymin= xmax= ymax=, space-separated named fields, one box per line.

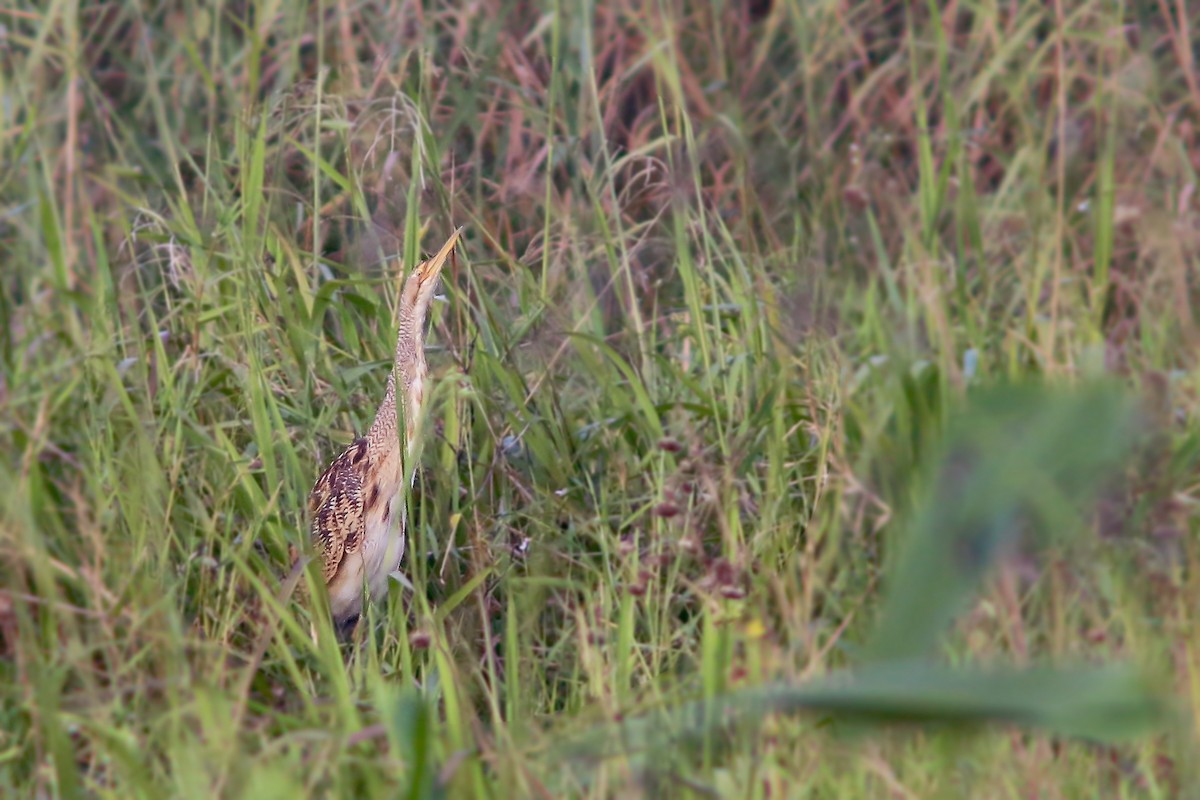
xmin=402 ymin=226 xmax=463 ymax=314
xmin=401 ymin=226 xmax=463 ymax=338
xmin=418 ymin=226 xmax=464 ymax=286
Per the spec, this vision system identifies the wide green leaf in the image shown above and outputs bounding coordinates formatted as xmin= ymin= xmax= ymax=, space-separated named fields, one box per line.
xmin=866 ymin=381 xmax=1140 ymax=662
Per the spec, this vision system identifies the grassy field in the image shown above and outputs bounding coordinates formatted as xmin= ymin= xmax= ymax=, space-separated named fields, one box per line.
xmin=3 ymin=1 xmax=1200 ymax=796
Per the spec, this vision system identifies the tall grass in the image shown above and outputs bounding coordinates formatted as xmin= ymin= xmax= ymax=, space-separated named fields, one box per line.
xmin=2 ymin=1 xmax=1198 ymax=797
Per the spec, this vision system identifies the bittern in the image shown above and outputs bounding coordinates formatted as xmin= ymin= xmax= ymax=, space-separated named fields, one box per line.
xmin=308 ymin=228 xmax=462 ymax=635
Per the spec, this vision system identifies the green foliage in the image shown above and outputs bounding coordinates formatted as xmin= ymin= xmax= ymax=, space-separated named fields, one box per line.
xmin=2 ymin=1 xmax=1198 ymax=797
xmin=557 ymin=382 xmax=1167 ymax=776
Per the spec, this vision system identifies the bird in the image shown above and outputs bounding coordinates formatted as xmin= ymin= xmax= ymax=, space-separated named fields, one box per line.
xmin=307 ymin=227 xmax=462 ymax=637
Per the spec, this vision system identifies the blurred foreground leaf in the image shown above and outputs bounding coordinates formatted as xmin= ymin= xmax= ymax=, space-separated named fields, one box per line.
xmin=381 ymin=681 xmax=444 ymax=800
xmin=557 ymin=661 xmax=1166 ymax=764
xmin=865 ymin=381 xmax=1140 ymax=662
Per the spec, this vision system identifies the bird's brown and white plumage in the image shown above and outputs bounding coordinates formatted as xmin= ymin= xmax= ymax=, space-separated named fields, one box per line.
xmin=309 ymin=228 xmax=462 ymax=632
